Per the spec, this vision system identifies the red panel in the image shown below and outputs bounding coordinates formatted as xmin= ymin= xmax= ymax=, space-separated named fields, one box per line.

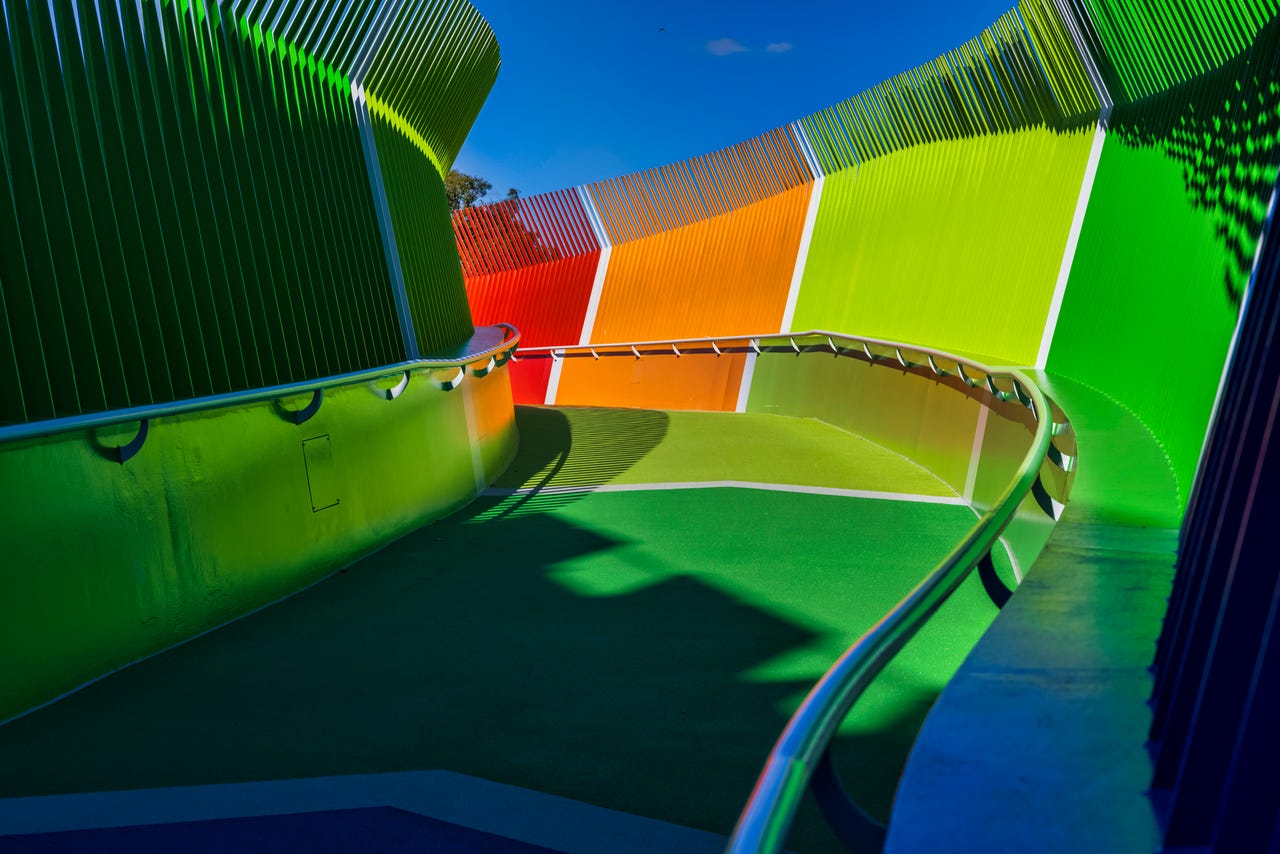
xmin=507 ymin=357 xmax=552 ymax=405
xmin=465 ymin=252 xmax=601 ymax=348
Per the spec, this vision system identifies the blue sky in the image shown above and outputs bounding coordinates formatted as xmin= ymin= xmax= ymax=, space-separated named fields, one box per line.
xmin=454 ymin=0 xmax=1016 ymax=197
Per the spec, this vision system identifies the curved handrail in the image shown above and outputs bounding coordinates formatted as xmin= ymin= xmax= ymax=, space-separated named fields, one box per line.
xmin=0 ymin=324 xmax=520 ymax=447
xmin=728 ymin=366 xmax=1050 ymax=853
xmin=516 ymin=329 xmax=1058 ymax=852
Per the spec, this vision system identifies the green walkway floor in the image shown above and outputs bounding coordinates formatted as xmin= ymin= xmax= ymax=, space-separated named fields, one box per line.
xmin=0 ymin=408 xmax=997 ymax=852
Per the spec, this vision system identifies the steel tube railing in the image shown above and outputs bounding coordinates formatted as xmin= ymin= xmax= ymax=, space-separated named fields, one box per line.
xmin=517 ymin=329 xmax=1059 ymax=853
xmin=0 ymin=324 xmax=520 ymax=447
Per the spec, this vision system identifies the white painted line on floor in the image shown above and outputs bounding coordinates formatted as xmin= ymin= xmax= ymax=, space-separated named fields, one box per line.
xmin=483 ymin=480 xmax=967 ymax=505
xmin=0 ymin=771 xmax=725 ymax=854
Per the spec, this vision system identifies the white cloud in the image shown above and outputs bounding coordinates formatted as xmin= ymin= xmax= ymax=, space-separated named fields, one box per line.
xmin=706 ymin=37 xmax=748 ymax=57
xmin=765 ymin=42 xmax=793 ymax=53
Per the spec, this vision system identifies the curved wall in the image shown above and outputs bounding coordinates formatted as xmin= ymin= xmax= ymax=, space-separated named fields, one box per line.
xmin=0 ymin=0 xmax=518 ymax=721
xmin=0 ymin=0 xmax=497 ymax=426
xmin=0 ymin=363 xmax=517 ymax=723
xmin=454 ymin=1 xmax=1280 ymax=514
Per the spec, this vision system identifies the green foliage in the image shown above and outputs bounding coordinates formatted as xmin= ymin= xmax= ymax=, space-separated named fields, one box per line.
xmin=445 ymin=169 xmax=492 ymax=210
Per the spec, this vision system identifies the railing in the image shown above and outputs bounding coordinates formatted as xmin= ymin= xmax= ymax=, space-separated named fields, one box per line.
xmin=515 ymin=330 xmax=1066 ymax=852
xmin=0 ymin=325 xmax=521 ymax=457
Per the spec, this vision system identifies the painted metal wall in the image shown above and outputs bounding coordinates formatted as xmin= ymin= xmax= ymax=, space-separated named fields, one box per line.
xmin=0 ymin=364 xmax=517 ymax=723
xmin=0 ymin=0 xmax=517 ymax=722
xmin=454 ymin=1 xmax=1280 ymax=524
xmin=0 ymin=0 xmax=498 ymax=426
xmin=1045 ymin=16 xmax=1280 ymax=508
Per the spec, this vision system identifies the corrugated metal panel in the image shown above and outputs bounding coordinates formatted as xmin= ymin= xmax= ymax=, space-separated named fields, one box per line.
xmin=585 ymin=126 xmax=812 ymax=245
xmin=553 ymin=353 xmax=747 ymax=411
xmin=0 ymin=0 xmax=498 ymax=426
xmin=466 ymin=254 xmax=601 ymax=348
xmin=589 ymin=184 xmax=812 ymax=342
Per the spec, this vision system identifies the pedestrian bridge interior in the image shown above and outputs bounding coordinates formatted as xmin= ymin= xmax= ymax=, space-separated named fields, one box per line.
xmin=1 ymin=1 xmax=1278 ymax=852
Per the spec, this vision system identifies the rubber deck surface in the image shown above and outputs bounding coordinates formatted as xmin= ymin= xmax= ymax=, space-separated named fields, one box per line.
xmin=0 ymin=408 xmax=997 ymax=852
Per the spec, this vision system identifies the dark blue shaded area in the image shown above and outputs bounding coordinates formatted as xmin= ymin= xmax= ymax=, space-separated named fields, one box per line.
xmin=0 ymin=807 xmax=562 ymax=853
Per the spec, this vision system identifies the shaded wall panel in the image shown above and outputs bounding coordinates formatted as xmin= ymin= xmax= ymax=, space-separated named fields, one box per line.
xmin=0 ymin=365 xmax=517 ymax=722
xmin=553 ymin=354 xmax=747 ymax=411
xmin=792 ymin=127 xmax=1095 ymax=364
xmin=745 ymin=353 xmax=980 ymax=495
xmin=1047 ymin=32 xmax=1280 ymax=509
xmin=590 ymin=184 xmax=812 ymax=342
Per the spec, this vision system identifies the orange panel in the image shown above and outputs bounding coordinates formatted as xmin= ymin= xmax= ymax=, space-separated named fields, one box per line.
xmin=553 ymin=353 xmax=747 ymax=411
xmin=588 ymin=184 xmax=813 ymax=342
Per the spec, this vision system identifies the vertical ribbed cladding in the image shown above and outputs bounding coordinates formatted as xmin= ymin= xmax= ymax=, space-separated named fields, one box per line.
xmin=454 ymin=188 xmax=601 ymax=279
xmin=1046 ymin=13 xmax=1280 ymax=510
xmin=370 ymin=111 xmax=476 ymax=354
xmin=583 ymin=125 xmax=813 ymax=245
xmin=797 ymin=1 xmax=1101 ymax=177
xmin=356 ymin=0 xmax=502 ymax=354
xmin=452 ymin=188 xmax=603 ymax=403
xmin=361 ymin=0 xmax=500 ymax=179
xmin=1061 ymin=0 xmax=1280 ymax=102
xmin=787 ymin=2 xmax=1103 ymax=364
xmin=454 ymin=189 xmax=602 ymax=345
xmin=0 ymin=0 xmax=498 ymax=426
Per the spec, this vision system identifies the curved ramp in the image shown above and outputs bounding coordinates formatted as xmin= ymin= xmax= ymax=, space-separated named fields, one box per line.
xmin=0 ymin=407 xmax=999 ymax=853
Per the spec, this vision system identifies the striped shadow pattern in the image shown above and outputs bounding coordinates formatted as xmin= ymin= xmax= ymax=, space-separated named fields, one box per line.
xmin=0 ymin=0 xmax=499 ymax=426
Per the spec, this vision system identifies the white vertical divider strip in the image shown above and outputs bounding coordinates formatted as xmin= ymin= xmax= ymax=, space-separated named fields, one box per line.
xmin=780 ymin=175 xmax=824 ymax=333
xmin=735 ymin=353 xmax=758 ymax=413
xmin=963 ymin=404 xmax=990 ymax=503
xmin=543 ymin=358 xmax=566 ymax=406
xmin=544 ymin=188 xmax=613 ymax=406
xmin=350 ymin=0 xmax=418 ymax=357
xmin=1035 ymin=0 xmax=1114 ymax=370
xmin=461 ymin=378 xmax=487 ymax=494
xmin=1195 ymin=188 xmax=1277 ymax=477
xmin=353 ymin=86 xmax=418 ymax=358
xmin=1034 ymin=118 xmax=1106 ymax=369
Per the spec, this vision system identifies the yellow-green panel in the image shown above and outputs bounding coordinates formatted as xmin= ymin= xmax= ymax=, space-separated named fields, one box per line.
xmin=791 ymin=126 xmax=1096 ymax=364
xmin=0 ymin=366 xmax=517 ymax=722
xmin=744 ymin=352 xmax=979 ymax=495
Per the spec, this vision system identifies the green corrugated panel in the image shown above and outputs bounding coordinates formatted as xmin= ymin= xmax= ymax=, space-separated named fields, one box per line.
xmin=1 ymin=0 xmax=496 ymax=425
xmin=371 ymin=113 xmax=476 ymax=355
xmin=1047 ymin=20 xmax=1280 ymax=509
xmin=798 ymin=3 xmax=1097 ymax=175
xmin=363 ymin=0 xmax=500 ymax=178
xmin=1076 ymin=0 xmax=1280 ymax=101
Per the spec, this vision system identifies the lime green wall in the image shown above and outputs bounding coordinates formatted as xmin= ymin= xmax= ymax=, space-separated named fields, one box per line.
xmin=744 ymin=350 xmax=1057 ymax=576
xmin=1046 ymin=139 xmax=1238 ymax=508
xmin=745 ymin=351 xmax=978 ymax=495
xmin=790 ymin=126 xmax=1095 ymax=364
xmin=0 ymin=366 xmax=516 ymax=722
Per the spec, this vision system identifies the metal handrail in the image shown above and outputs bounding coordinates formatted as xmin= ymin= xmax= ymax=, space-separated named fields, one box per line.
xmin=517 ymin=330 xmax=1001 ymax=375
xmin=518 ymin=329 xmax=1057 ymax=852
xmin=0 ymin=324 xmax=520 ymax=446
xmin=728 ymin=365 xmax=1050 ymax=852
